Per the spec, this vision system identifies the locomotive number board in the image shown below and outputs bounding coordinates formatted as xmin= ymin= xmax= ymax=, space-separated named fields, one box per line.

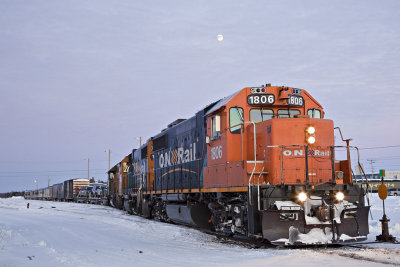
xmin=247 ymin=94 xmax=275 ymax=105
xmin=287 ymin=95 xmax=304 ymax=106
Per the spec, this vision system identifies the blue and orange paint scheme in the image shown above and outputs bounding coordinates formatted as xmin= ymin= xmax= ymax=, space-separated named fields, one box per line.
xmin=108 ymin=85 xmax=369 ymax=244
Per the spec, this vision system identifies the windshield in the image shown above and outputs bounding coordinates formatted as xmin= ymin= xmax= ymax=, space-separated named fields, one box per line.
xmin=307 ymin=109 xmax=321 ymax=118
xmin=277 ymin=109 xmax=301 ymax=118
xmin=250 ymin=109 xmax=273 ymax=123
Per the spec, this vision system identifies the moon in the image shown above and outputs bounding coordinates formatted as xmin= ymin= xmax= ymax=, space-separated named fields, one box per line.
xmin=217 ymin=34 xmax=223 ymax=42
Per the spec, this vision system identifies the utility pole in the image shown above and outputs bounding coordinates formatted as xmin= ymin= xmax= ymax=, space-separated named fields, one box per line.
xmin=367 ymin=159 xmax=376 ymax=179
xmin=108 ymin=149 xmax=111 ymax=170
xmin=104 ymin=149 xmax=111 ymax=195
xmin=104 ymin=149 xmax=111 ymax=170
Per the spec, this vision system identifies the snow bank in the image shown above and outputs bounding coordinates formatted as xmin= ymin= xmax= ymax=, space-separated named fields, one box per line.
xmin=0 ymin=195 xmax=399 ymax=266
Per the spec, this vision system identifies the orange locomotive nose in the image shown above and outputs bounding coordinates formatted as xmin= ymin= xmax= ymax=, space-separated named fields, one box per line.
xmin=248 ymin=117 xmax=335 ymax=186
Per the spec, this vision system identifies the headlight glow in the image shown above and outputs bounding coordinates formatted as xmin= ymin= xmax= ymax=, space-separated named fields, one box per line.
xmin=298 ymin=192 xmax=308 ymax=202
xmin=306 ymin=126 xmax=316 ymax=134
xmin=307 ymin=136 xmax=316 ymax=144
xmin=336 ymin=192 xmax=345 ymax=201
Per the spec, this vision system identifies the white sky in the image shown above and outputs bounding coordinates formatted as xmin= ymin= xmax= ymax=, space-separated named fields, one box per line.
xmin=1 ymin=0 xmax=400 ymax=192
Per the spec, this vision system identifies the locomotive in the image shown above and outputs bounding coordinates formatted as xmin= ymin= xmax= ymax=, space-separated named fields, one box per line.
xmin=107 ymin=85 xmax=370 ymax=245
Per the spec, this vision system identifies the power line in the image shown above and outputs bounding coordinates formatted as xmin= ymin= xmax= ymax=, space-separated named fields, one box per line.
xmin=0 ymin=171 xmax=108 ymax=178
xmin=369 ymin=164 xmax=400 ymax=167
xmin=0 ymin=168 xmax=107 ymax=174
xmin=359 ymin=145 xmax=400 ymax=150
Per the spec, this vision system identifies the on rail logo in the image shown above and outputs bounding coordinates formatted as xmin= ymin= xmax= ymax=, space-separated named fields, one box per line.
xmin=159 ymin=142 xmax=197 ymax=168
xmin=283 ymin=149 xmax=330 ymax=157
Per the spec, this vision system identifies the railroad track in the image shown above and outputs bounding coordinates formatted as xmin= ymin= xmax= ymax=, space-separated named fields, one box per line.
xmin=209 ymin=232 xmax=400 ymax=266
xmin=316 ymin=246 xmax=400 ymax=266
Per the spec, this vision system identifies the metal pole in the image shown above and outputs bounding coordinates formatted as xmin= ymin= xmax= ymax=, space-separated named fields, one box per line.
xmin=305 ymin=146 xmax=309 ymax=185
xmin=382 ymin=176 xmax=386 ymax=216
xmin=108 ymin=149 xmax=111 ymax=170
xmin=368 ymin=159 xmax=376 ymax=180
xmin=88 ymin=158 xmax=90 ymax=179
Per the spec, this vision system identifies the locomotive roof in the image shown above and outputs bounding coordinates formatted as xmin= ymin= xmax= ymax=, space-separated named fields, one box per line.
xmin=205 ymin=90 xmax=240 ymax=116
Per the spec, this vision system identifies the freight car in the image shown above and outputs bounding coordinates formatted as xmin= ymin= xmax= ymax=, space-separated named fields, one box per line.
xmin=64 ymin=178 xmax=90 ymax=201
xmin=108 ymin=85 xmax=370 ymax=245
xmin=76 ymin=182 xmax=108 ymax=204
xmin=26 ymin=179 xmax=90 ymax=202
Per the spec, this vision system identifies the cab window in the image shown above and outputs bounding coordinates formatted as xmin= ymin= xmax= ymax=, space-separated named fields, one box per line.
xmin=250 ymin=109 xmax=273 ymax=123
xmin=307 ymin=109 xmax=321 ymax=118
xmin=229 ymin=107 xmax=243 ymax=134
xmin=211 ymin=114 xmax=221 ymax=140
xmin=277 ymin=109 xmax=300 ymax=118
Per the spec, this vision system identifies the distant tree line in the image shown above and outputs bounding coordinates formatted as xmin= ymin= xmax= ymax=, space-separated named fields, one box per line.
xmin=0 ymin=191 xmax=24 ymax=198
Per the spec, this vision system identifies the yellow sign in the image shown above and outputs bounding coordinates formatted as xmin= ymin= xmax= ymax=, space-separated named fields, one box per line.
xmin=378 ymin=184 xmax=388 ymax=200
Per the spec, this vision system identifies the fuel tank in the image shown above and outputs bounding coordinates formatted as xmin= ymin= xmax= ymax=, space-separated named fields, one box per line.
xmin=165 ymin=204 xmax=212 ymax=229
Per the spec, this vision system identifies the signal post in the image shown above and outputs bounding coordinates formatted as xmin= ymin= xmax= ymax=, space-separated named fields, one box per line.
xmin=376 ymin=169 xmax=397 ymax=243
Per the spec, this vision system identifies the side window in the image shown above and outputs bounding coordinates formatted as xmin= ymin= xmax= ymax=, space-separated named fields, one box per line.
xmin=250 ymin=109 xmax=273 ymax=123
xmin=122 ymin=162 xmax=128 ymax=173
xmin=229 ymin=107 xmax=243 ymax=134
xmin=307 ymin=109 xmax=321 ymax=118
xmin=211 ymin=114 xmax=221 ymax=140
xmin=277 ymin=109 xmax=301 ymax=118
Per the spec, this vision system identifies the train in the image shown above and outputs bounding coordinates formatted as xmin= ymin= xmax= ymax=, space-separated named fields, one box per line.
xmin=26 ymin=84 xmax=371 ymax=245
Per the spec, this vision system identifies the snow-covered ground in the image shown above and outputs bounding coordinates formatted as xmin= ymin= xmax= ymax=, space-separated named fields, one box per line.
xmin=0 ymin=195 xmax=399 ymax=267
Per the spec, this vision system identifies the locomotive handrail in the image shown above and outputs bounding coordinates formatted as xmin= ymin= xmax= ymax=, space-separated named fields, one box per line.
xmin=230 ymin=121 xmax=258 ymax=205
xmin=229 ymin=120 xmax=259 ymax=206
xmin=256 ymin=145 xmax=281 ymax=210
xmin=254 ymin=144 xmax=370 ymax=212
xmin=332 ymin=145 xmax=371 ymax=216
xmin=246 ymin=121 xmax=257 ymax=187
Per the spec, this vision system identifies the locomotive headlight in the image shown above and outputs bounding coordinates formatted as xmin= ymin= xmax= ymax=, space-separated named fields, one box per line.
xmin=306 ymin=126 xmax=315 ymax=134
xmin=335 ymin=192 xmax=345 ymax=201
xmin=298 ymin=192 xmax=308 ymax=202
xmin=307 ymin=136 xmax=316 ymax=144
